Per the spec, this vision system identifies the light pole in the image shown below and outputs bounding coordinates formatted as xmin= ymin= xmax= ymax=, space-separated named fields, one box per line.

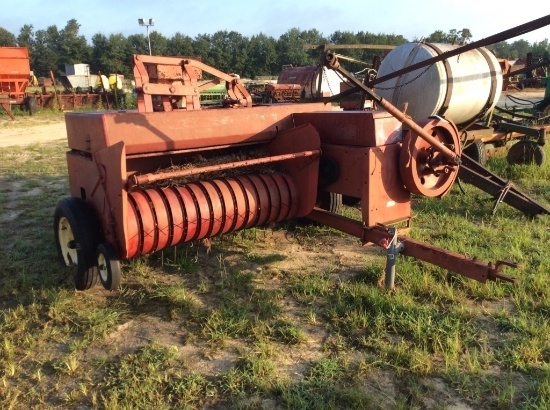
xmin=138 ymin=18 xmax=154 ymax=55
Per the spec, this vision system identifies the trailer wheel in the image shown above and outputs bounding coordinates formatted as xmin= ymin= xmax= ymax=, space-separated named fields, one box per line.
xmin=317 ymin=192 xmax=342 ymax=214
xmin=97 ymin=243 xmax=122 ymax=290
xmin=25 ymin=96 xmax=38 ymax=115
xmin=54 ymin=197 xmax=100 ymax=290
xmin=342 ymin=195 xmax=361 ymax=206
xmin=507 ymin=140 xmax=546 ymax=166
xmin=463 ymin=141 xmax=487 ymax=166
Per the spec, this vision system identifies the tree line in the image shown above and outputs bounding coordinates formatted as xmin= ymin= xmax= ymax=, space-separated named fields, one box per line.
xmin=0 ymin=19 xmax=549 ymax=80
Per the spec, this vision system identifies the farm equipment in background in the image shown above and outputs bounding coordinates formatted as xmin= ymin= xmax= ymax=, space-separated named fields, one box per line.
xmin=322 ymin=16 xmax=550 ymax=172
xmin=0 ymin=47 xmax=35 ymax=119
xmin=0 ymin=47 xmax=127 ymax=119
xmin=54 ymin=43 xmax=550 ymax=293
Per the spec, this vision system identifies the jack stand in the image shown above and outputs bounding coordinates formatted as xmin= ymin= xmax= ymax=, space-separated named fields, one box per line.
xmin=384 ymin=227 xmax=404 ymax=290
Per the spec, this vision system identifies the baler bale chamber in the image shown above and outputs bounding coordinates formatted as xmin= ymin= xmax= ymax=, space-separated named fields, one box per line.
xmin=55 ymin=54 xmax=522 ymax=291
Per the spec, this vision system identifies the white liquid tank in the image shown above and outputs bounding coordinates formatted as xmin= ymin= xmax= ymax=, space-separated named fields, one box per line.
xmin=375 ymin=43 xmax=503 ymax=125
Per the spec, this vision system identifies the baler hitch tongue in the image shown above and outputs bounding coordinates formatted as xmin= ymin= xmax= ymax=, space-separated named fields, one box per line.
xmin=488 ymin=260 xmax=522 ymax=284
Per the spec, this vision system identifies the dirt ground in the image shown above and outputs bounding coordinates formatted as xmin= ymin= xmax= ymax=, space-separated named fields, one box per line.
xmin=0 ymin=117 xmax=66 ymax=147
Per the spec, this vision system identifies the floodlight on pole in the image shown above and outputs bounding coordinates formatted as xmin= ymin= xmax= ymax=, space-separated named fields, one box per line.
xmin=138 ymin=18 xmax=155 ymax=55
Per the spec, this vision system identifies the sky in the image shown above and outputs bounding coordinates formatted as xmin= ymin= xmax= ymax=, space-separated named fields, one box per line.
xmin=2 ymin=0 xmax=549 ymax=45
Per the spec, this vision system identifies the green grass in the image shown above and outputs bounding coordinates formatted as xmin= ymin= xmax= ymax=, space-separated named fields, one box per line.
xmin=1 ymin=135 xmax=550 ymax=408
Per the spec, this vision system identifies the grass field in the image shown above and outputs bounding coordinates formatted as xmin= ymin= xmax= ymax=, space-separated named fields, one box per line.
xmin=1 ymin=115 xmax=550 ymax=409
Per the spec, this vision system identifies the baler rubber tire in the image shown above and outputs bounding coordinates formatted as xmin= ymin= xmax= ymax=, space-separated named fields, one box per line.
xmin=463 ymin=141 xmax=487 ymax=166
xmin=54 ymin=197 xmax=100 ymax=290
xmin=96 ymin=243 xmax=122 ymax=290
xmin=317 ymin=192 xmax=342 ymax=214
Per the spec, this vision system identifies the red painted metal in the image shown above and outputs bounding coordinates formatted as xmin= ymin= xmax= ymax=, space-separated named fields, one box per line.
xmin=259 ymin=174 xmax=281 ymax=222
xmin=0 ymin=47 xmax=30 ymax=101
xmin=306 ymin=208 xmax=519 ymax=284
xmin=130 ymin=190 xmax=156 ymax=255
xmin=133 ymin=54 xmax=252 ymax=113
xmin=161 ymin=187 xmax=184 ymax=246
xmin=247 ymin=174 xmax=271 ymax=226
xmin=187 ymin=183 xmax=212 ymax=241
xmin=200 ymin=181 xmax=222 ymax=238
xmin=148 ymin=188 xmax=170 ymax=252
xmin=399 ymin=118 xmax=460 ymax=197
xmin=127 ymin=199 xmax=141 ymax=258
xmin=176 ymin=186 xmax=198 ymax=243
xmin=59 ymin=52 xmax=524 ymax=290
xmin=122 ymin=173 xmax=299 ymax=255
xmin=128 ymin=149 xmax=320 ymax=188
xmin=213 ymin=179 xmax=238 ymax=234
xmin=242 ymin=176 xmax=261 ymax=229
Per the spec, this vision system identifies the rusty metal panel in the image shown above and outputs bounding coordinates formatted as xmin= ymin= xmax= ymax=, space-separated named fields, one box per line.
xmin=317 ymin=144 xmax=366 ymax=198
xmin=67 ymin=143 xmax=130 ymax=259
xmin=268 ymin=123 xmax=321 ymax=217
xmin=277 ymin=66 xmax=318 ymax=85
xmin=363 ymin=144 xmax=410 ymax=227
xmin=293 ymin=111 xmax=402 ymax=147
xmin=318 ymin=143 xmax=410 ymax=226
xmin=65 ymin=103 xmax=330 ymax=155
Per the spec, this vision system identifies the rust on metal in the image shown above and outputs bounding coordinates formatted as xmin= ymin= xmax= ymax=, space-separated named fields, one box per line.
xmin=306 ymin=208 xmax=520 ymax=284
xmin=128 ymin=149 xmax=321 ymax=188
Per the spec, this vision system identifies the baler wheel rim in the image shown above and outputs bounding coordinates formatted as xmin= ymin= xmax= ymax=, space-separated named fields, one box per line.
xmin=97 ymin=243 xmax=122 ymax=290
xmin=53 ymin=197 xmax=100 ymax=290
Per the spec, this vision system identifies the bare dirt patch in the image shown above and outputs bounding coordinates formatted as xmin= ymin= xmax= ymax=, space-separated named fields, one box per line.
xmin=0 ymin=115 xmax=67 ymax=147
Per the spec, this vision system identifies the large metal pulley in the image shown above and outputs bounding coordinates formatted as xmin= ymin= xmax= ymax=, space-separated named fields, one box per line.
xmin=399 ymin=118 xmax=461 ymax=197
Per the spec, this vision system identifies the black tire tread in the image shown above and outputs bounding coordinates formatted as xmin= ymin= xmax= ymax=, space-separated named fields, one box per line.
xmin=54 ymin=197 xmax=100 ymax=290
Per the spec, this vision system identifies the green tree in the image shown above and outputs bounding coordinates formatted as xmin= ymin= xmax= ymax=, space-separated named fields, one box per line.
xmin=167 ymin=33 xmax=194 ymax=57
xmin=511 ymin=39 xmax=531 ymax=60
xmin=58 ymin=19 xmax=90 ymax=65
xmin=247 ymin=33 xmax=278 ymax=78
xmin=90 ymin=33 xmax=132 ymax=78
xmin=126 ymin=34 xmax=148 ymax=56
xmin=531 ymin=39 xmax=550 ymax=60
xmin=489 ymin=41 xmax=513 ymax=59
xmin=277 ymin=28 xmax=319 ymax=67
xmin=0 ymin=27 xmax=17 ymax=46
xmin=192 ymin=34 xmax=212 ymax=64
xmin=206 ymin=30 xmax=249 ymax=75
xmin=426 ymin=30 xmax=447 ymax=43
xmin=32 ymin=27 xmax=60 ymax=76
xmin=17 ymin=25 xmax=34 ymax=50
xmin=329 ymin=31 xmax=365 ymax=73
xmin=148 ymin=31 xmax=169 ymax=56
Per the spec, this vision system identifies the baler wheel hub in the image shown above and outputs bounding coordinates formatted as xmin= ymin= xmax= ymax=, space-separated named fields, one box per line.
xmin=58 ymin=217 xmax=77 ymax=265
